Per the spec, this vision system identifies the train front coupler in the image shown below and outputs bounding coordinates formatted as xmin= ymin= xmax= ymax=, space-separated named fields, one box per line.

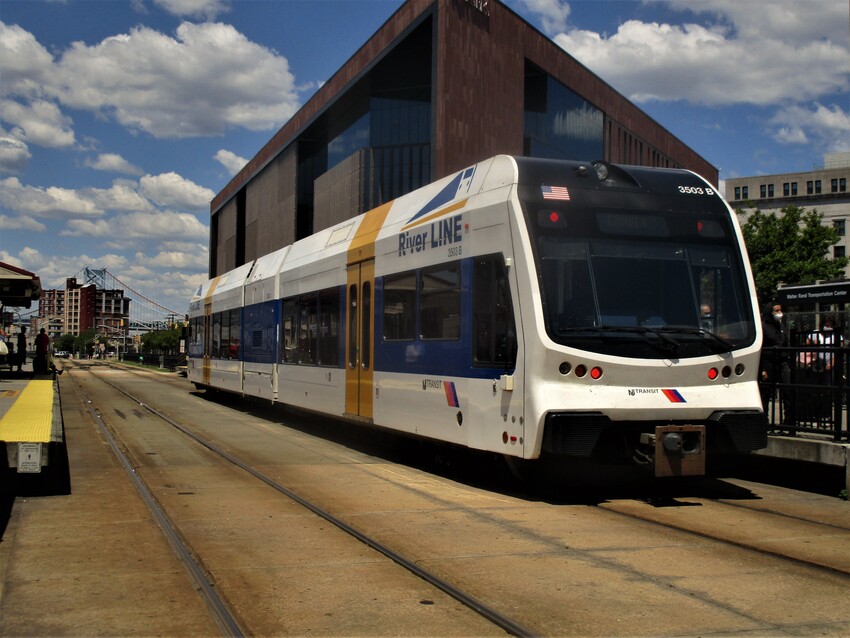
xmin=635 ymin=424 xmax=706 ymax=477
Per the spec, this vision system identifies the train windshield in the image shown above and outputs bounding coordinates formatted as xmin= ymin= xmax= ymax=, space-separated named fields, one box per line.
xmin=519 ymin=181 xmax=756 ymax=359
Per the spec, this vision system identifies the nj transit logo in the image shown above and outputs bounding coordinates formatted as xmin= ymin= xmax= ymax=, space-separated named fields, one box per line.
xmin=397 ymin=166 xmax=475 ymax=257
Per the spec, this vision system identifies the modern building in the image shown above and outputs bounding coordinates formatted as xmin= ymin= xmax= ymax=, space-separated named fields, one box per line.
xmin=726 ymin=152 xmax=850 ymax=266
xmin=209 ymin=0 xmax=717 ymax=276
xmin=37 ymin=278 xmax=130 ymax=342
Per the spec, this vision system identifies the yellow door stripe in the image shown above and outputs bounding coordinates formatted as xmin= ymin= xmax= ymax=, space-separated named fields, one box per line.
xmin=348 ymin=201 xmax=393 ymax=264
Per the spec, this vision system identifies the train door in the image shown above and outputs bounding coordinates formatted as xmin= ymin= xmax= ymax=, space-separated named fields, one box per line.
xmin=345 ymin=259 xmax=375 ymax=420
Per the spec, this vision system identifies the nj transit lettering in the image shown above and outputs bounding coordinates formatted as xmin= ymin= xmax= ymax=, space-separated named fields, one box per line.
xmin=398 ymin=214 xmax=463 ymax=257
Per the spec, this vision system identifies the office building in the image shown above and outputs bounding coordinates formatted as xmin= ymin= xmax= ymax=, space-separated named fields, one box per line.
xmin=210 ymin=0 xmax=717 ymax=276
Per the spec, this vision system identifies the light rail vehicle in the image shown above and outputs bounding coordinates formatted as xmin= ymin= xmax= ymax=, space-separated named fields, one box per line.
xmin=188 ymin=155 xmax=768 ymax=477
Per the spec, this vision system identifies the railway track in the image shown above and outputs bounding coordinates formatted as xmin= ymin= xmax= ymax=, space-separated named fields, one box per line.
xmin=70 ymin=361 xmax=534 ymax=637
xmin=65 ymin=361 xmax=850 ymax=636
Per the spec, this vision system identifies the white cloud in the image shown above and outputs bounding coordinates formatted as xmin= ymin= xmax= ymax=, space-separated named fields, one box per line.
xmin=519 ymin=0 xmax=570 ymax=36
xmin=0 ymin=176 xmax=101 ymax=218
xmin=770 ymin=103 xmax=850 ymax=152
xmin=0 ymin=214 xmax=46 ymax=232
xmin=62 ymin=219 xmax=113 ymax=237
xmin=0 ymin=22 xmax=56 ymax=100
xmin=143 ymin=245 xmax=208 ymax=270
xmin=153 ymin=0 xmax=229 ymax=20
xmin=139 ymin=172 xmax=214 ymax=210
xmin=85 ymin=153 xmax=144 ymax=176
xmin=214 ymin=149 xmax=247 ymax=175
xmin=111 ymin=210 xmax=208 ymax=240
xmin=547 ymin=0 xmax=849 ymax=107
xmin=84 ymin=180 xmax=155 ymax=213
xmin=0 ymin=98 xmax=75 ymax=148
xmin=0 ymin=128 xmax=31 ymax=174
xmin=46 ymin=21 xmax=299 ymax=139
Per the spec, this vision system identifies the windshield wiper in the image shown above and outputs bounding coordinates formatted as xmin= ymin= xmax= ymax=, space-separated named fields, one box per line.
xmin=557 ymin=325 xmax=680 ymax=354
xmin=656 ymin=325 xmax=734 ymax=352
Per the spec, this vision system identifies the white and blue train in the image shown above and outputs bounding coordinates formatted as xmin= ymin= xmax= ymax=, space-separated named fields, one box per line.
xmin=188 ymin=155 xmax=767 ymax=477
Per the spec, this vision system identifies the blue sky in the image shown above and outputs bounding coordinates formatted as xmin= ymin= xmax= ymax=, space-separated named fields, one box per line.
xmin=1 ymin=0 xmax=848 ymax=314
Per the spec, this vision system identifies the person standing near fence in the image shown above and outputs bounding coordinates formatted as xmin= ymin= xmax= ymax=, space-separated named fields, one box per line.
xmin=760 ymin=302 xmax=793 ymax=422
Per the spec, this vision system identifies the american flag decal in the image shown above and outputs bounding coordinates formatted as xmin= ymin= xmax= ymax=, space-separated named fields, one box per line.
xmin=541 ymin=185 xmax=571 ymax=201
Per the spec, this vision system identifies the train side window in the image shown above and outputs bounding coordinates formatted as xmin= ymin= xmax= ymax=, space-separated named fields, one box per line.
xmin=348 ymin=285 xmax=358 ymax=368
xmin=317 ymin=288 xmax=340 ymax=366
xmin=362 ymin=282 xmax=371 ymax=370
xmin=473 ymin=255 xmax=516 ymax=367
xmin=212 ymin=312 xmax=222 ymax=358
xmin=420 ymin=264 xmax=460 ymax=340
xmin=281 ymin=299 xmax=297 ymax=363
xmin=296 ymin=292 xmax=318 ymax=364
xmin=228 ymin=308 xmax=240 ymax=359
xmin=383 ymin=270 xmax=416 ymax=340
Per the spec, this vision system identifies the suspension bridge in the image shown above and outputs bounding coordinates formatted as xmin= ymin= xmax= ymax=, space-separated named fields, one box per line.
xmin=76 ymin=266 xmax=183 ymax=331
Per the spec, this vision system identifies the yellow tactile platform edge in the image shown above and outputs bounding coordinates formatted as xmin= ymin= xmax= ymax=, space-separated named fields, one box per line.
xmin=0 ymin=380 xmax=55 ymax=443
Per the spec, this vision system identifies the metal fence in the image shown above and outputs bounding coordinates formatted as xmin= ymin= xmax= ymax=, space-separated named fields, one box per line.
xmin=120 ymin=352 xmax=186 ymax=371
xmin=760 ymin=344 xmax=849 ymax=441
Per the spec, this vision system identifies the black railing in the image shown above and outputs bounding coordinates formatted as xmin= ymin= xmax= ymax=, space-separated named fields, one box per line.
xmin=760 ymin=345 xmax=849 ymax=441
xmin=120 ymin=352 xmax=186 ymax=371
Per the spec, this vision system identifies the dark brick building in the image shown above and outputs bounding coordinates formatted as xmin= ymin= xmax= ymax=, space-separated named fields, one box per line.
xmin=210 ymin=0 xmax=716 ymax=276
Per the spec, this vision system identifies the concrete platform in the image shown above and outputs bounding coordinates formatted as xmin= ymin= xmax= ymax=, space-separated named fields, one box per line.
xmin=755 ymin=434 xmax=850 ymax=492
xmin=0 ymin=361 xmax=68 ymax=495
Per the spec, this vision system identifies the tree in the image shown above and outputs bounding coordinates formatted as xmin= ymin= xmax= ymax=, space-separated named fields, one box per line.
xmin=141 ymin=326 xmax=181 ymax=354
xmin=738 ymin=205 xmax=848 ymax=305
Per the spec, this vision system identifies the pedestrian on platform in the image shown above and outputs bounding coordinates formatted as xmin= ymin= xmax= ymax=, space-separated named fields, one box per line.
xmin=34 ymin=327 xmax=49 ymax=374
xmin=16 ymin=325 xmax=27 ymax=373
xmin=760 ymin=302 xmax=793 ymax=423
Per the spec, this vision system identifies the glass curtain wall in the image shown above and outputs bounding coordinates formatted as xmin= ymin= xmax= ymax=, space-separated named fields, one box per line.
xmin=296 ymin=17 xmax=433 ymax=239
xmin=524 ymin=62 xmax=604 ymax=161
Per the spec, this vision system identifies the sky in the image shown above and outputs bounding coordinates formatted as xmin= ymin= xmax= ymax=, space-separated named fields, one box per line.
xmin=1 ymin=0 xmax=848 ymax=316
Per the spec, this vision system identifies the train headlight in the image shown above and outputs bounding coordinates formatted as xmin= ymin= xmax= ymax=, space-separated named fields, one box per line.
xmin=594 ymin=161 xmax=609 ymax=181
xmin=575 ymin=364 xmax=587 ymax=378
xmin=735 ymin=363 xmax=745 ymax=376
xmin=559 ymin=362 xmax=571 ymax=375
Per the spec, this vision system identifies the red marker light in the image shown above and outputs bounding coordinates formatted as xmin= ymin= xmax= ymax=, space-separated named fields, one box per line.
xmin=590 ymin=366 xmax=603 ymax=379
xmin=708 ymin=367 xmax=719 ymax=380
xmin=549 ymin=211 xmax=560 ymax=224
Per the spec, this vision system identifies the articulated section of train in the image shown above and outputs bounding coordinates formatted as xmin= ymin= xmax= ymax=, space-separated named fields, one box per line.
xmin=189 ymin=155 xmax=768 ymax=477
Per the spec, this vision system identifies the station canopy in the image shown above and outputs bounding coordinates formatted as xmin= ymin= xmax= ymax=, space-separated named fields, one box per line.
xmin=0 ymin=261 xmax=42 ymax=309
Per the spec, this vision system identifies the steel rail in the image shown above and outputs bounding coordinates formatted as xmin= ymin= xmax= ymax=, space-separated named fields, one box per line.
xmin=70 ymin=373 xmax=246 ymax=638
xmin=81 ymin=364 xmax=538 ymax=638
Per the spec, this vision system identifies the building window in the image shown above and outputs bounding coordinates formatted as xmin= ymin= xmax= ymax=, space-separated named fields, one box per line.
xmin=760 ymin=185 xmax=766 ymax=198
xmin=832 ymin=179 xmax=839 ymax=193
xmin=524 ymin=61 xmax=604 ymax=161
xmin=768 ymin=184 xmax=774 ymax=197
xmin=792 ymin=182 xmax=798 ymax=195
xmin=815 ymin=180 xmax=822 ymax=194
xmin=835 ymin=245 xmax=845 ymax=260
xmin=841 ymin=178 xmax=847 ymax=192
xmin=807 ymin=181 xmax=814 ymax=194
xmin=742 ymin=186 xmax=748 ymax=199
xmin=734 ymin=187 xmax=741 ymax=200
xmin=783 ymin=182 xmax=789 ymax=196
xmin=834 ymin=220 xmax=845 ymax=236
